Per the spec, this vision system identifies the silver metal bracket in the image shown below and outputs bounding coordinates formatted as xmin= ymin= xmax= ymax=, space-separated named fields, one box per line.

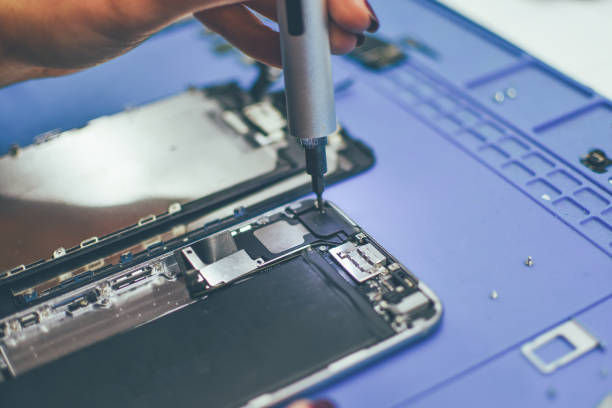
xmin=521 ymin=319 xmax=601 ymax=374
xmin=181 ymin=247 xmax=261 ymax=287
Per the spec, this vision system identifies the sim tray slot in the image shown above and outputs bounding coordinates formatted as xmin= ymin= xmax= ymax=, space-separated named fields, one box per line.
xmin=521 ymin=319 xmax=601 ymax=374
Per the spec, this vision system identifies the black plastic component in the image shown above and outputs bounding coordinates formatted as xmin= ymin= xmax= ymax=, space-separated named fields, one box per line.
xmin=298 ymin=211 xmax=343 ymax=237
xmin=85 ymin=290 xmax=98 ymax=303
xmin=382 ymin=290 xmax=404 ymax=304
xmin=349 ymin=36 xmax=407 ymax=70
xmin=412 ymin=304 xmax=438 ymax=321
xmin=285 ymin=0 xmax=304 ymax=36
xmin=294 ymin=202 xmax=354 ymax=238
xmin=581 ymin=149 xmax=612 ymax=173
xmin=305 ymin=142 xmax=328 ymax=176
xmin=66 ymin=290 xmax=99 ymax=313
xmin=392 ymin=269 xmax=417 ymax=289
xmin=18 ymin=312 xmax=39 ymax=328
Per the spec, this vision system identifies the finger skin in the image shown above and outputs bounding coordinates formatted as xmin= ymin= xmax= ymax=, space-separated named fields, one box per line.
xmin=245 ymin=0 xmax=360 ymax=56
xmin=247 ymin=0 xmax=372 ymax=33
xmin=245 ymin=0 xmax=277 ymax=21
xmin=328 ymin=0 xmax=372 ymax=33
xmin=0 ymin=0 xmax=374 ymax=86
xmin=194 ymin=5 xmax=281 ymax=67
xmin=329 ymin=22 xmax=358 ymax=55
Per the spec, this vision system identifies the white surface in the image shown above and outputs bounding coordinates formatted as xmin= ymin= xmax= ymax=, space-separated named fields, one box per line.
xmin=439 ymin=0 xmax=612 ymax=99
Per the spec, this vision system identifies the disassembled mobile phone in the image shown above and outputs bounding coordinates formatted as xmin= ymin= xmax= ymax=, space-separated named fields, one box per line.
xmin=0 ymin=77 xmax=441 ymax=407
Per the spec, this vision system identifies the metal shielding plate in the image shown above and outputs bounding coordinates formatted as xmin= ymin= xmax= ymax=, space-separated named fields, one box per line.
xmin=253 ymin=220 xmax=309 ymax=253
xmin=329 ymin=242 xmax=387 ymax=282
xmin=182 ymin=248 xmax=259 ymax=287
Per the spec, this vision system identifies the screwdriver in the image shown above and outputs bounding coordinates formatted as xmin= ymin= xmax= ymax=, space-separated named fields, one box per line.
xmin=277 ymin=0 xmax=337 ymax=213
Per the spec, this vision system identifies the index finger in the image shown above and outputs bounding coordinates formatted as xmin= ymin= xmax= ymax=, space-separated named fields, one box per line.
xmin=328 ymin=0 xmax=373 ymax=33
xmin=248 ymin=0 xmax=374 ymax=33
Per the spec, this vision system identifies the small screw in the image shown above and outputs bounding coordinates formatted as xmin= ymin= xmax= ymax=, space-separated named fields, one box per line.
xmin=493 ymin=91 xmax=505 ymax=103
xmin=489 ymin=290 xmax=499 ymax=300
xmin=505 ymin=87 xmax=517 ymax=99
xmin=53 ymin=247 xmax=66 ymax=259
xmin=168 ymin=202 xmax=181 ymax=214
xmin=318 ymin=245 xmax=328 ymax=251
xmin=525 ymin=256 xmax=534 ymax=267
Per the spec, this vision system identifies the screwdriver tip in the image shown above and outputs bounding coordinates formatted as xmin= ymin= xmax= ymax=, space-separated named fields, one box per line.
xmin=316 ymin=193 xmax=325 ymax=214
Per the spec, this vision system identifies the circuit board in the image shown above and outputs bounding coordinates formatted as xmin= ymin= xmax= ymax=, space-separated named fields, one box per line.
xmin=0 ymin=199 xmax=441 ymax=408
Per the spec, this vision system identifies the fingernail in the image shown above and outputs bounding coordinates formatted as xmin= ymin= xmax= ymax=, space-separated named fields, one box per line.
xmin=356 ymin=33 xmax=366 ymax=47
xmin=365 ymin=1 xmax=380 ymax=33
xmin=311 ymin=400 xmax=336 ymax=408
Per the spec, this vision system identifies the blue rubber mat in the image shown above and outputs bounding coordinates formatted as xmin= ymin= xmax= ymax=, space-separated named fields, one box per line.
xmin=0 ymin=1 xmax=610 ymax=406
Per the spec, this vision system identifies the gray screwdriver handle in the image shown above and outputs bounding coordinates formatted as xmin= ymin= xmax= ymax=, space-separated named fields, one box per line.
xmin=277 ymin=0 xmax=337 ymax=142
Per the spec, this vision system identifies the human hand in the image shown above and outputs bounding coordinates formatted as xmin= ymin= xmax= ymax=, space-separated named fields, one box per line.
xmin=0 ymin=0 xmax=378 ymax=87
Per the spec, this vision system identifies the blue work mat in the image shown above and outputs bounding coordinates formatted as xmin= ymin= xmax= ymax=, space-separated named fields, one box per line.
xmin=1 ymin=1 xmax=610 ymax=406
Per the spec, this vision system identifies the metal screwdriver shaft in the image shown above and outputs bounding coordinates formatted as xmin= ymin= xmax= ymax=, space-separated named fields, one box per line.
xmin=277 ymin=0 xmax=337 ymax=213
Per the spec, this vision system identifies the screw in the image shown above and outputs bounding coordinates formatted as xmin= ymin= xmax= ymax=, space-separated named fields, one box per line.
xmin=168 ymin=202 xmax=181 ymax=214
xmin=318 ymin=245 xmax=328 ymax=252
xmin=489 ymin=290 xmax=499 ymax=300
xmin=493 ymin=91 xmax=505 ymax=103
xmin=525 ymin=256 xmax=534 ymax=267
xmin=505 ymin=87 xmax=517 ymax=99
